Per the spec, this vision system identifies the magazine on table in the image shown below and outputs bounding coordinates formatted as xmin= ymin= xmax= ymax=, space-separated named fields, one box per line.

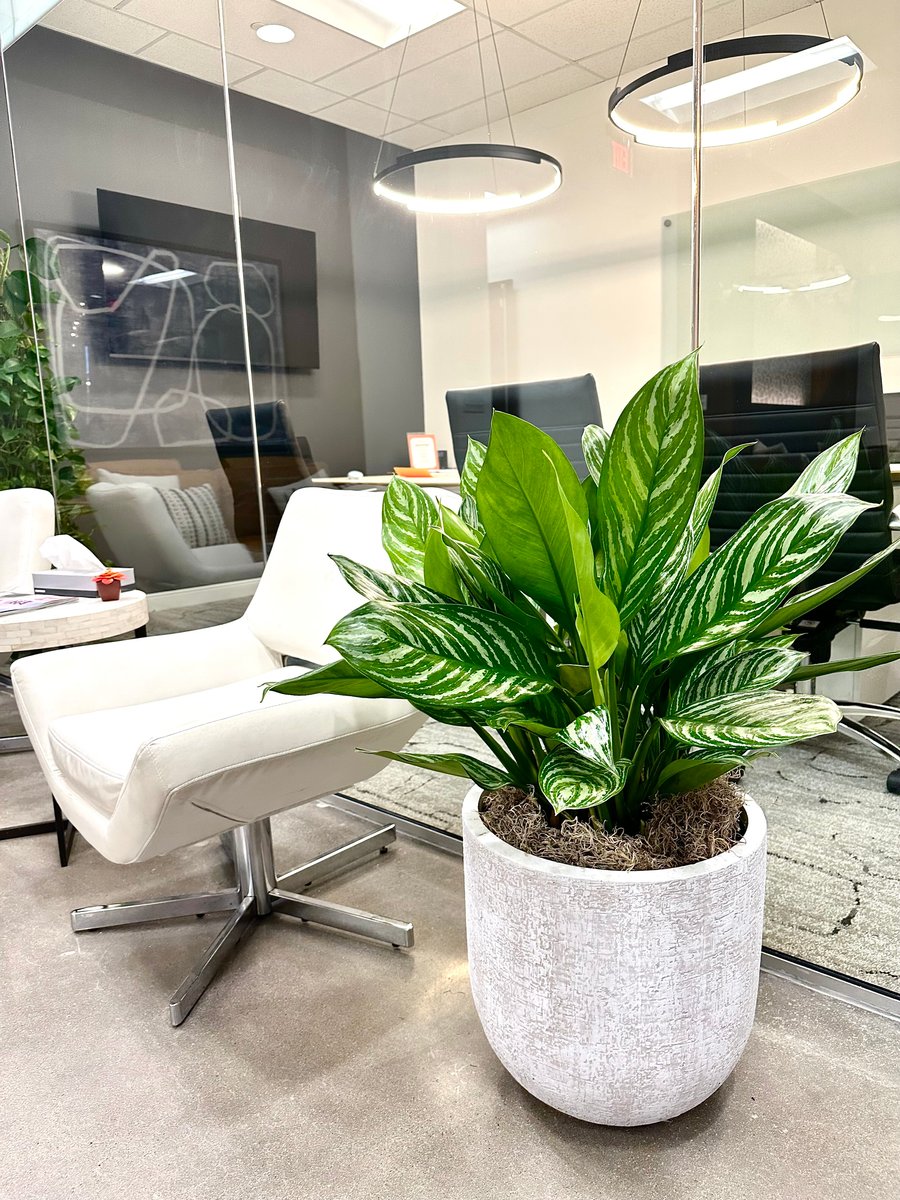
xmin=0 ymin=593 xmax=77 ymax=618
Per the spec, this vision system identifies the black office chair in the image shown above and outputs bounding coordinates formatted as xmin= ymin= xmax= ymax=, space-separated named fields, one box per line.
xmin=701 ymin=342 xmax=900 ymax=791
xmin=446 ymin=374 xmax=601 ymax=478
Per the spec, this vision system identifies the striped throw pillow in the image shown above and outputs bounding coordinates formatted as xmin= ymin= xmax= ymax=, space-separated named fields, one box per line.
xmin=158 ymin=483 xmax=229 ymax=549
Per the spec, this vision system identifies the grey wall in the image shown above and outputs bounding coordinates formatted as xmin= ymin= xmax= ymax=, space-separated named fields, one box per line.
xmin=3 ymin=27 xmax=424 ymax=475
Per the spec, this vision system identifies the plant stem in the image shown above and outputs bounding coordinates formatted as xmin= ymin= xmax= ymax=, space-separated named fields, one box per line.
xmin=468 ymin=723 xmax=520 ymax=780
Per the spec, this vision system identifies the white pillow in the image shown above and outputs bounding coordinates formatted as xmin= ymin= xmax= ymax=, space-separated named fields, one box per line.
xmin=96 ymin=467 xmax=180 ymax=489
xmin=157 ymin=483 xmax=230 ymax=549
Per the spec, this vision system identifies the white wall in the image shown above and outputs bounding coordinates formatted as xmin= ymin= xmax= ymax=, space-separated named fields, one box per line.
xmin=418 ymin=0 xmax=900 ymax=459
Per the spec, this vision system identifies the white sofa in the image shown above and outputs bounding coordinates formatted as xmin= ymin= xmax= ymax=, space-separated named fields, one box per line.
xmin=87 ymin=481 xmax=263 ymax=591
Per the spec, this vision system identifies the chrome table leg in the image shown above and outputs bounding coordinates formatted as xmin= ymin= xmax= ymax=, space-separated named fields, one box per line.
xmin=72 ymin=889 xmax=241 ymax=931
xmin=276 ymin=825 xmax=396 ymax=891
xmin=168 ymin=896 xmax=257 ymax=1027
xmin=270 ymin=887 xmax=414 ymax=948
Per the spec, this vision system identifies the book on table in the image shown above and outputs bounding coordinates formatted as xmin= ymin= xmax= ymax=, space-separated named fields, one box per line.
xmin=0 ymin=594 xmax=77 ymax=618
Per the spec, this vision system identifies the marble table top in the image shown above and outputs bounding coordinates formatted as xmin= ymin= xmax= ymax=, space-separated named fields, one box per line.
xmin=0 ymin=591 xmax=149 ymax=653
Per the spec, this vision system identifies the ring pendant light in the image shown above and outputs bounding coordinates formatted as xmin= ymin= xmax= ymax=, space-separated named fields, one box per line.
xmin=372 ymin=1 xmax=562 ymax=215
xmin=608 ymin=1 xmax=863 ymax=148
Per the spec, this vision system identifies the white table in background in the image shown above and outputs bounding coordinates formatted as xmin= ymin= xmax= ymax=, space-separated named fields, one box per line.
xmin=0 ymin=590 xmax=149 ymax=864
xmin=310 ymin=470 xmax=461 ymax=490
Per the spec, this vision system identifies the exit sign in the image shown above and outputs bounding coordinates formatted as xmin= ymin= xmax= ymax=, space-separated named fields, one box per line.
xmin=611 ymin=140 xmax=632 ymax=175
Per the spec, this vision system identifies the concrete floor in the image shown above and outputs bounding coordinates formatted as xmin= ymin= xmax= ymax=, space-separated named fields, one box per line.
xmin=2 ymin=774 xmax=899 ymax=1200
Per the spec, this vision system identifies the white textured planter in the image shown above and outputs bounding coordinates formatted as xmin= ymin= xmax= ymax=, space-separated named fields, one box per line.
xmin=462 ymin=786 xmax=766 ymax=1126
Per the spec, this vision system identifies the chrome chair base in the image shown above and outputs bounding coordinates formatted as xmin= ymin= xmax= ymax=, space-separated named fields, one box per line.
xmin=71 ymin=819 xmax=412 ymax=1026
xmin=838 ymin=702 xmax=900 ymax=795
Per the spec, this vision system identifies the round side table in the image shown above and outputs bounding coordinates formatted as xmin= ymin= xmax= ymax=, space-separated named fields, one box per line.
xmin=0 ymin=590 xmax=150 ymax=864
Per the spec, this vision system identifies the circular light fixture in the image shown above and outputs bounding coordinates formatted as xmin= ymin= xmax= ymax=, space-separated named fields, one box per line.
xmin=609 ymin=34 xmax=863 ymax=148
xmin=253 ymin=22 xmax=295 ymax=44
xmin=373 ymin=144 xmax=562 ymax=216
xmin=734 ymin=273 xmax=851 ymax=294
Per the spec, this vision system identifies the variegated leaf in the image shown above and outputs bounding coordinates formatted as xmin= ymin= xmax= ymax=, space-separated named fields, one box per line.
xmin=329 ymin=554 xmax=450 ymax=606
xmin=460 ymin=437 xmax=487 ymax=500
xmin=381 ymin=477 xmax=437 ymax=581
xmin=442 ymin=538 xmax=560 ymax=648
xmin=669 ymin=643 xmax=805 ymax=710
xmin=651 ymin=492 xmax=874 ymax=664
xmin=438 ymin=502 xmax=480 ymax=547
xmin=787 ymin=430 xmax=862 ymax=496
xmin=423 ymin=527 xmax=467 ymax=601
xmin=365 ymin=749 xmax=511 ymax=791
xmin=597 ymin=353 xmax=703 ymax=625
xmin=476 ymin=410 xmax=587 ymax=624
xmin=327 ymin=601 xmax=557 ymax=712
xmin=538 ymin=744 xmax=628 ymax=815
xmin=582 ymin=424 xmax=609 ymax=484
xmin=661 ymin=690 xmax=841 ymax=750
xmin=752 ymin=541 xmax=900 ymax=637
xmin=557 ymin=706 xmax=618 ymax=769
xmin=460 ymin=495 xmax=482 ymax=532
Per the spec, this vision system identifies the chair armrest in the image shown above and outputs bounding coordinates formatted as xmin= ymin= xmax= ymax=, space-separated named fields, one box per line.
xmin=12 ymin=619 xmax=278 ymax=734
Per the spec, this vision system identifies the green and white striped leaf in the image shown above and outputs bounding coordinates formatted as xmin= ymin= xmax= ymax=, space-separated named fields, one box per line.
xmin=661 ymin=690 xmax=841 ymax=751
xmin=538 ymin=744 xmax=628 ymax=815
xmin=582 ymin=424 xmax=609 ymax=484
xmin=365 ymin=749 xmax=511 ymax=792
xmin=459 ymin=495 xmax=482 ymax=532
xmin=752 ymin=541 xmax=900 ymax=637
xmin=460 ymin=437 xmax=487 ymax=500
xmin=597 ymin=353 xmax=704 ymax=625
xmin=787 ymin=430 xmax=862 ymax=496
xmin=329 ymin=554 xmax=450 ymax=606
xmin=381 ymin=476 xmax=438 ymax=581
xmin=656 ymin=751 xmax=750 ymax=795
xmin=438 ymin=501 xmax=480 ymax=548
xmin=788 ymin=649 xmax=900 ymax=682
xmin=442 ymin=538 xmax=561 ymax=649
xmin=477 ymin=410 xmax=587 ymax=624
xmin=651 ymin=492 xmax=875 ymax=663
xmin=264 ymin=658 xmax=393 ymax=701
xmin=557 ymin=706 xmax=618 ymax=769
xmin=327 ymin=600 xmax=557 ymax=712
xmin=670 ymin=643 xmax=805 ymax=710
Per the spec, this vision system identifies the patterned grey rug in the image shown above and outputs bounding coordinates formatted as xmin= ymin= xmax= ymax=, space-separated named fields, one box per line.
xmin=345 ymin=719 xmax=900 ymax=993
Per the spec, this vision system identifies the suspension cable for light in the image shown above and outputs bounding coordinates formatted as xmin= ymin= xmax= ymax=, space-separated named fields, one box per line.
xmin=608 ymin=1 xmax=863 ymax=148
xmin=372 ymin=0 xmax=562 ymax=215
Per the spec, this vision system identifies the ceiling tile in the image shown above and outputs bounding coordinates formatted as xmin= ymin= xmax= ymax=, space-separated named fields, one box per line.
xmin=139 ymin=32 xmax=260 ymax=85
xmin=357 ymin=29 xmax=568 ymax=121
xmin=315 ymin=96 xmax=395 ymax=138
xmin=316 ymin=10 xmax=494 ymax=98
xmin=118 ymin=0 xmax=223 ymax=48
xmin=40 ymin=0 xmax=162 ymax=53
xmin=459 ymin=0 xmax=565 ymax=25
xmin=516 ymin=0 xmax=647 ymax=61
xmin=428 ymin=94 xmax=508 ymax=135
xmin=231 ymin=69 xmax=343 ymax=114
xmin=502 ymin=62 xmax=598 ymax=114
xmin=391 ymin=122 xmax=445 ymax=150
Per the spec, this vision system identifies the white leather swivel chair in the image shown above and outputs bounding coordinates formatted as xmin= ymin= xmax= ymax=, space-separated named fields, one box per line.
xmin=0 ymin=487 xmax=54 ymax=592
xmin=12 ymin=487 xmax=440 ymax=1025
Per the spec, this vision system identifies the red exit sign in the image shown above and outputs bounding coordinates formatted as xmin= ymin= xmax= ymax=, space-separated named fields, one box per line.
xmin=611 ymin=139 xmax=632 ymax=175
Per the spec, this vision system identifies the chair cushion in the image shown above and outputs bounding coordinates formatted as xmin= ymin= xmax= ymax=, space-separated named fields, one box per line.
xmin=48 ymin=665 xmax=305 ymax=814
xmin=158 ymin=483 xmax=230 ymax=549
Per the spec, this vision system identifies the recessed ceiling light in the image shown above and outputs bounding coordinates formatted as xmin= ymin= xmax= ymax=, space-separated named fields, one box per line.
xmin=877 ymin=314 xmax=900 ymax=322
xmin=253 ymin=22 xmax=296 ymax=44
xmin=275 ymin=0 xmax=464 ymax=49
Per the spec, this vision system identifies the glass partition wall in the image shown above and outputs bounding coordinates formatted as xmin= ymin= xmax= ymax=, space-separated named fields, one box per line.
xmin=2 ymin=0 xmax=897 ymax=1006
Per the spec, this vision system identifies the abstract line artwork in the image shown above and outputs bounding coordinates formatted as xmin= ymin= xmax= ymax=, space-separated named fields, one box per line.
xmin=38 ymin=229 xmax=287 ymax=450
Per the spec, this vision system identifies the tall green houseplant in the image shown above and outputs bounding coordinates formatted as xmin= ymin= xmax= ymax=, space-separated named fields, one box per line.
xmin=0 ymin=231 xmax=89 ymax=541
xmin=270 ymin=353 xmax=900 ymax=834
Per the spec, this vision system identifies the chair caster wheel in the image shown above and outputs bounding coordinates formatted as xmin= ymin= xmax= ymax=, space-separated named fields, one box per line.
xmin=195 ymin=913 xmax=205 ymax=920
xmin=887 ymin=768 xmax=900 ymax=795
xmin=379 ymin=846 xmax=389 ymax=855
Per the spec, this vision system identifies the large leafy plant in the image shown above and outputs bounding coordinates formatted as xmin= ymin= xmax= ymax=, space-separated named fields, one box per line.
xmin=0 ymin=231 xmax=89 ymax=541
xmin=271 ymin=354 xmax=900 ymax=834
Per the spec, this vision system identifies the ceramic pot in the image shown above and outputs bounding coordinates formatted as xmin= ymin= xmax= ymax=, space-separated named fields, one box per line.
xmin=95 ymin=579 xmax=121 ymax=602
xmin=462 ymin=785 xmax=766 ymax=1126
